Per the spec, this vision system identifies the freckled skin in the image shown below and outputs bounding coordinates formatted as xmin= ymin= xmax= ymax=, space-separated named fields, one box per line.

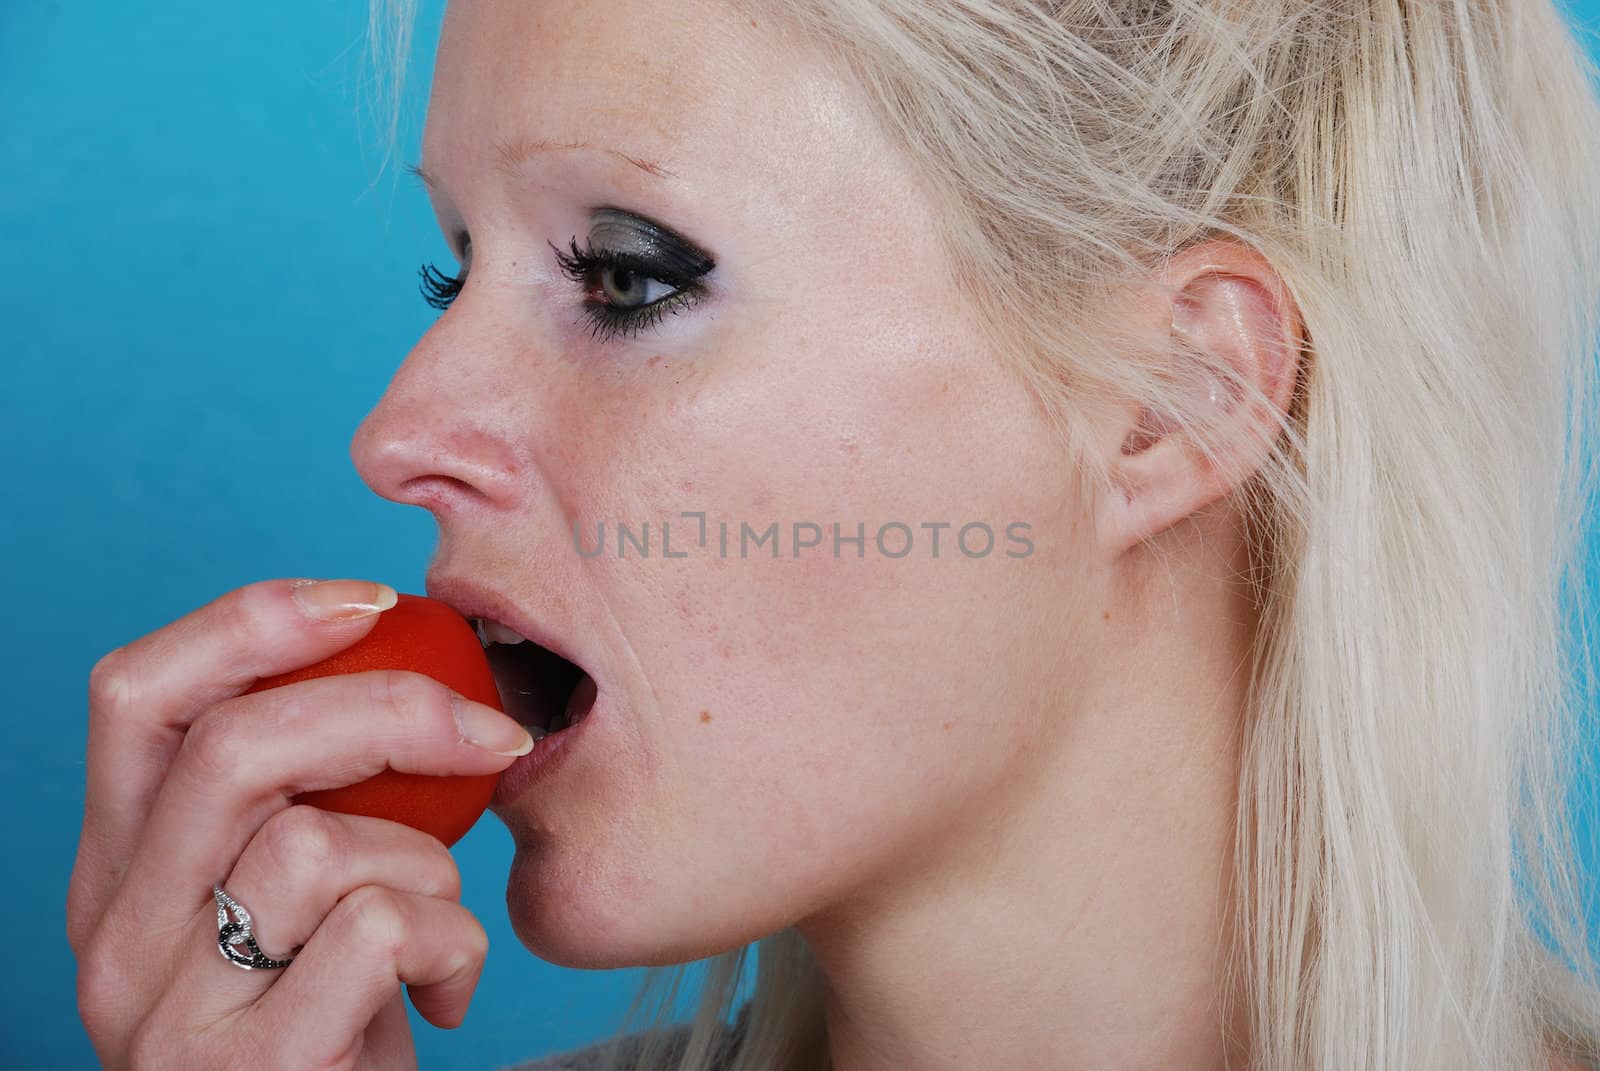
xmin=351 ymin=0 xmax=1092 ymax=972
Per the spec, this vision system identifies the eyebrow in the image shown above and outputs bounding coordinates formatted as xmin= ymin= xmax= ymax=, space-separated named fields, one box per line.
xmin=405 ymin=137 xmax=677 ymax=192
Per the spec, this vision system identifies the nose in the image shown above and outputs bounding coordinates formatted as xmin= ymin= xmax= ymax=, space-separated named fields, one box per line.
xmin=350 ymin=310 xmax=533 ymax=518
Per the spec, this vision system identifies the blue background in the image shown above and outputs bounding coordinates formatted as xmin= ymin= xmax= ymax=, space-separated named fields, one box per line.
xmin=3 ymin=2 xmax=1598 ymax=1067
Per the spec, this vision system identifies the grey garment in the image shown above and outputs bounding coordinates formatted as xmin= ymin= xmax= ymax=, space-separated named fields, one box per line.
xmin=503 ymin=1005 xmax=750 ymax=1071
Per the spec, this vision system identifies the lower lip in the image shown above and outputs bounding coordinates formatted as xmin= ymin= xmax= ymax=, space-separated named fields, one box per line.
xmin=491 ymin=688 xmax=598 ymax=806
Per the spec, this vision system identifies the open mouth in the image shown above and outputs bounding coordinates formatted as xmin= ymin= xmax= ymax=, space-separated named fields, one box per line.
xmin=472 ymin=617 xmax=597 ymax=740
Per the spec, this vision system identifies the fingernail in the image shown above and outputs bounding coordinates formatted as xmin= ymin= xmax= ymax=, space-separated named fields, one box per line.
xmin=452 ymin=696 xmax=535 ymax=756
xmin=289 ymin=579 xmax=399 ymax=621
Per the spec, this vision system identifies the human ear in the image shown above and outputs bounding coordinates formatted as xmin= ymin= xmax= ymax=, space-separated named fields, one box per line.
xmin=1095 ymin=241 xmax=1303 ymax=552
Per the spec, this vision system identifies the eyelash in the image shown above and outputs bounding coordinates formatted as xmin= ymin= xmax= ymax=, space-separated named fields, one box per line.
xmin=416 ymin=236 xmax=707 ymax=342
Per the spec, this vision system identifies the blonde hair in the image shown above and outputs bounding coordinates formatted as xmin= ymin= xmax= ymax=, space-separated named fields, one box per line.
xmin=366 ymin=2 xmax=1600 ymax=1067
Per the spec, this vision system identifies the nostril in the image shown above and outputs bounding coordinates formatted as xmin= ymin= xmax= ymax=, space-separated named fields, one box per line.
xmin=350 ymin=409 xmax=528 ymax=512
xmin=394 ymin=473 xmax=487 ymax=511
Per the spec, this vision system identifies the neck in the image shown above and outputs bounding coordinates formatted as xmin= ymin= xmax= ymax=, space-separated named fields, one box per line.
xmin=797 ymin=529 xmax=1257 ymax=1070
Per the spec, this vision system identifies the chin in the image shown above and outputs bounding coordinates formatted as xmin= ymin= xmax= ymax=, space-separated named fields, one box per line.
xmin=502 ymin=846 xmax=671 ymax=968
xmin=503 ymin=852 xmax=777 ymax=970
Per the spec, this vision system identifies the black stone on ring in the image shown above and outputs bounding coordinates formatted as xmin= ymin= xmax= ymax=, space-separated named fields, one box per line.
xmin=213 ymin=884 xmax=301 ymax=970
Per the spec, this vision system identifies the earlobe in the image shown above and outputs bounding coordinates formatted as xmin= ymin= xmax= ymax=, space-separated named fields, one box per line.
xmin=1095 ymin=244 xmax=1302 ymax=554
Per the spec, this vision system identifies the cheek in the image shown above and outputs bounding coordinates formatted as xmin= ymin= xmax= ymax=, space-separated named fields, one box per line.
xmin=583 ymin=324 xmax=1068 ymax=800
xmin=511 ymin=308 xmax=1092 ymax=951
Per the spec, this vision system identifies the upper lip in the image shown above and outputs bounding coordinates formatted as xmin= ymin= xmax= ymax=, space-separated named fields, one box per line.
xmin=425 ymin=571 xmax=593 ymax=679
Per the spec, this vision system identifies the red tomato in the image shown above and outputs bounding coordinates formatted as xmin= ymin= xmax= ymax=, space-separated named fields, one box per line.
xmin=245 ymin=592 xmax=503 ymax=847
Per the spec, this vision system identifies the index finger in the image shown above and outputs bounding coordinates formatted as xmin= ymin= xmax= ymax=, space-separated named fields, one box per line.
xmin=67 ymin=578 xmax=397 ymax=953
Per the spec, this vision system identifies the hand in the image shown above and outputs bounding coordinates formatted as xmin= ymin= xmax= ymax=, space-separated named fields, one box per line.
xmin=66 ymin=578 xmax=534 ymax=1070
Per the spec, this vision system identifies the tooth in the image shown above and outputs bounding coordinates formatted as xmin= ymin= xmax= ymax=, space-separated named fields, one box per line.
xmin=475 ymin=618 xmax=530 ymax=645
xmin=526 ymin=723 xmax=550 ymax=741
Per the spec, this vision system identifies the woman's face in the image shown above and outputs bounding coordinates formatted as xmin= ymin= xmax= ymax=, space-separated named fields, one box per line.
xmin=352 ymin=0 xmax=1096 ymax=966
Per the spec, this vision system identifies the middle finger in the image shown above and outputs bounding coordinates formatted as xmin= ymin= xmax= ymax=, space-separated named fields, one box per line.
xmin=94 ymin=668 xmax=528 ymax=957
xmin=170 ymin=805 xmax=464 ymax=1014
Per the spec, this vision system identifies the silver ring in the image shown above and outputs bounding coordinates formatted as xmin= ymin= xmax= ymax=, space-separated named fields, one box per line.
xmin=213 ymin=884 xmax=301 ymax=971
